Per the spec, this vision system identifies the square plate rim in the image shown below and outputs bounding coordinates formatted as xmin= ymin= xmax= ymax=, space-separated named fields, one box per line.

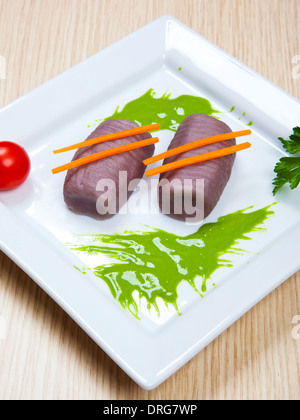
xmin=0 ymin=15 xmax=300 ymax=390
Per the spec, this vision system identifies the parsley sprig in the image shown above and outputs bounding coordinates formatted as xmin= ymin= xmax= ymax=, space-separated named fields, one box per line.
xmin=273 ymin=127 xmax=300 ymax=195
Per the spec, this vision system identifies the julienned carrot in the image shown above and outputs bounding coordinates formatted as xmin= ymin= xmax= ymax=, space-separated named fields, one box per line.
xmin=145 ymin=142 xmax=251 ymax=177
xmin=52 ymin=137 xmax=159 ymax=175
xmin=53 ymin=123 xmax=160 ymax=154
xmin=143 ymin=129 xmax=251 ymax=165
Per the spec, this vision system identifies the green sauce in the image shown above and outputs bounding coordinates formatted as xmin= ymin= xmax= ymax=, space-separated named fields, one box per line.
xmin=90 ymin=90 xmax=254 ymax=130
xmin=91 ymin=88 xmax=219 ymax=131
xmin=71 ymin=205 xmax=274 ymax=319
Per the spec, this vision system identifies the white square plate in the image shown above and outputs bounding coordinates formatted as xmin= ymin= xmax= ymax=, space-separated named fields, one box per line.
xmin=0 ymin=16 xmax=300 ymax=390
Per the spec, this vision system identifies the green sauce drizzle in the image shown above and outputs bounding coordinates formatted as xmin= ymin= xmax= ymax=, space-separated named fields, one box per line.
xmin=71 ymin=205 xmax=274 ymax=319
xmin=91 ymin=88 xmax=219 ymax=131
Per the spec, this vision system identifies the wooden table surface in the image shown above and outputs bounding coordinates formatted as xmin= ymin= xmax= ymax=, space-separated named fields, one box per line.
xmin=0 ymin=0 xmax=299 ymax=400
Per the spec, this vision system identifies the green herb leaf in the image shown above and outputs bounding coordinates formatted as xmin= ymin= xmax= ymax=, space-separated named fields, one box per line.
xmin=272 ymin=127 xmax=300 ymax=195
xmin=278 ymin=127 xmax=300 ymax=154
xmin=273 ymin=156 xmax=300 ymax=195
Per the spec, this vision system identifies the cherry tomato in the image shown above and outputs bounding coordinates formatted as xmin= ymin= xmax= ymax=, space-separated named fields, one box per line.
xmin=0 ymin=141 xmax=31 ymax=191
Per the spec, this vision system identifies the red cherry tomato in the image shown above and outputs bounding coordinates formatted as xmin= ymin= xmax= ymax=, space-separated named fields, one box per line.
xmin=0 ymin=142 xmax=31 ymax=191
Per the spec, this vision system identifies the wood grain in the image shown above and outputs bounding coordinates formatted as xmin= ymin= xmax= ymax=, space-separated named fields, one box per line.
xmin=0 ymin=0 xmax=299 ymax=400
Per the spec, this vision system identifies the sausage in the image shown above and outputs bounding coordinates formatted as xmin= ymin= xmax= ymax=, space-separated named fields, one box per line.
xmin=158 ymin=114 xmax=236 ymax=222
xmin=63 ymin=119 xmax=154 ymax=219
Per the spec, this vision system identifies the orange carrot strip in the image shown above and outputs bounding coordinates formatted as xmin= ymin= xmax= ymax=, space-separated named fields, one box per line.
xmin=52 ymin=137 xmax=159 ymax=175
xmin=145 ymin=142 xmax=251 ymax=177
xmin=143 ymin=129 xmax=251 ymax=165
xmin=53 ymin=123 xmax=160 ymax=154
